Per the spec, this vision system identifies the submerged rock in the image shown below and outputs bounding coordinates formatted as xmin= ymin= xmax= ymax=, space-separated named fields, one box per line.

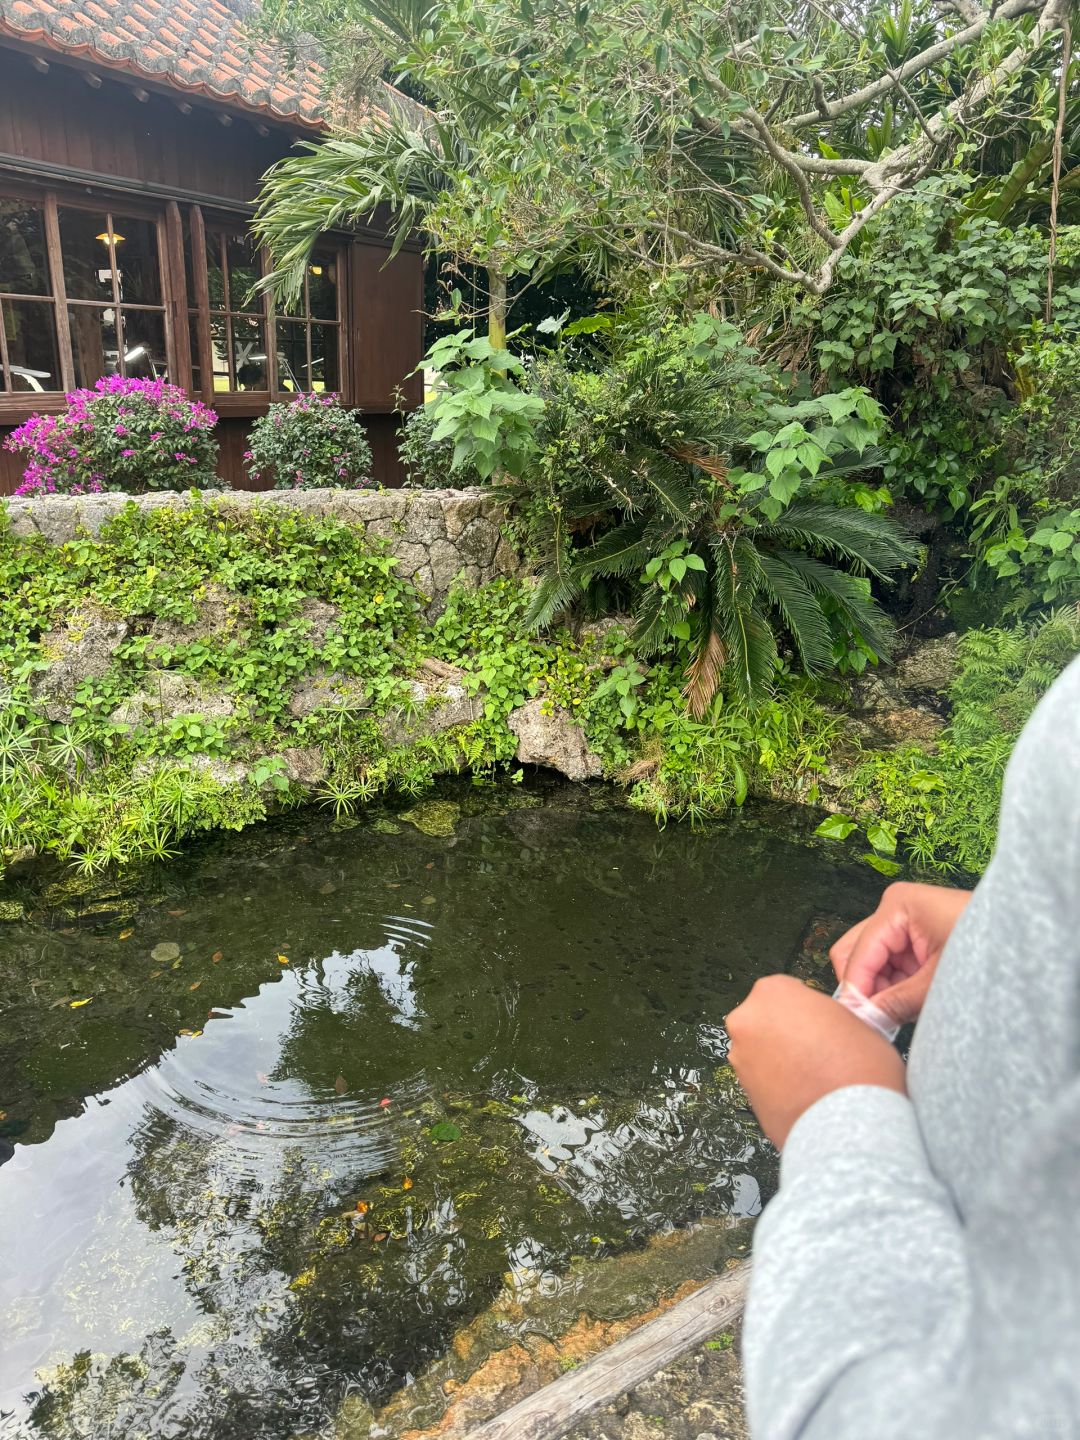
xmin=30 ymin=608 xmax=131 ymax=722
xmin=399 ymin=799 xmax=461 ymax=837
xmin=508 ymin=697 xmax=604 ymax=782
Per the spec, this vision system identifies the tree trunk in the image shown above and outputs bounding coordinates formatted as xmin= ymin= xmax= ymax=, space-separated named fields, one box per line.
xmin=487 ymin=269 xmax=507 ymax=349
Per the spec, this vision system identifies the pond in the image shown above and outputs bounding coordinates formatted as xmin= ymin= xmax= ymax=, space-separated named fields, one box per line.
xmin=0 ymin=781 xmax=884 ymax=1439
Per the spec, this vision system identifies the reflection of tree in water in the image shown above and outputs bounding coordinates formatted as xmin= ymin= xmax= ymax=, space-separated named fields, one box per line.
xmin=6 ymin=789 xmax=871 ymax=1436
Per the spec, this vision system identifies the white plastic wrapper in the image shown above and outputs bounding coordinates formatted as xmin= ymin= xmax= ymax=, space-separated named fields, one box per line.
xmin=833 ymin=980 xmax=901 ymax=1043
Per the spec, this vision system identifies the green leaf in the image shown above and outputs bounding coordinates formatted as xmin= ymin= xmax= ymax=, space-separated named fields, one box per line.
xmin=815 ymin=814 xmax=856 ymax=840
xmin=429 ymin=1122 xmax=461 ymax=1143
xmin=866 ymin=820 xmax=898 ymax=856
xmin=863 ymin=853 xmax=903 ymax=877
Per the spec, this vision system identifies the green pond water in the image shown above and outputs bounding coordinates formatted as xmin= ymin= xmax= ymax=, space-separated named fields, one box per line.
xmin=0 ymin=781 xmax=884 ymax=1439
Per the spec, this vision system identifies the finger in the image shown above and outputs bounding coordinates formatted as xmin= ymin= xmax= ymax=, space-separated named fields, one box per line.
xmin=830 ymin=917 xmax=868 ymax=980
xmin=871 ymin=969 xmax=931 ymax=1025
xmin=842 ymin=912 xmax=918 ymax=997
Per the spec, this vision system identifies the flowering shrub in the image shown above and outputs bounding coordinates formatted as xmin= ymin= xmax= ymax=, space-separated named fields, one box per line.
xmin=4 ymin=377 xmax=219 ymax=498
xmin=244 ymin=394 xmax=373 ymax=490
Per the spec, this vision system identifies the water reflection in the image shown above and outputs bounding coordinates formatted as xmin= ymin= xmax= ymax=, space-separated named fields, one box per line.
xmin=0 ymin=785 xmax=883 ymax=1438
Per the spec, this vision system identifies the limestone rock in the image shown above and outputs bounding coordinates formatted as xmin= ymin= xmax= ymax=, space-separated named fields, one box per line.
xmin=294 ymin=597 xmax=341 ymax=648
xmin=280 ymin=745 xmax=328 ymax=787
xmin=379 ymin=658 xmax=483 ymax=745
xmin=896 ymin=633 xmax=959 ymax=697
xmin=146 ymin=582 xmax=251 ymax=648
xmin=31 ymin=608 xmax=132 ymax=722
xmin=508 ymin=697 xmax=604 ymax=782
xmin=287 ymin=670 xmax=369 ymax=719
xmin=867 ymin=705 xmax=945 ymax=746
xmin=133 ymin=753 xmax=247 ymax=786
xmin=109 ymin=672 xmax=235 ymax=733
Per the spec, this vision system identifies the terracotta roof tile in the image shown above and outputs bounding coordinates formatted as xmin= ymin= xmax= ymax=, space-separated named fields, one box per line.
xmin=0 ymin=0 xmax=336 ymax=125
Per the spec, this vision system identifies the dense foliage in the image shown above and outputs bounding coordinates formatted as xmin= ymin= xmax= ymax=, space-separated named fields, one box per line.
xmin=244 ymin=393 xmax=374 ymax=490
xmin=5 ymin=378 xmax=219 ymax=497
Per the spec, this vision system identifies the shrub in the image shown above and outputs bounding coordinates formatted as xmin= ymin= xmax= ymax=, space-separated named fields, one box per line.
xmin=399 ymin=403 xmax=482 ymax=488
xmin=244 ymin=394 xmax=373 ymax=490
xmin=4 ymin=377 xmax=219 ymax=497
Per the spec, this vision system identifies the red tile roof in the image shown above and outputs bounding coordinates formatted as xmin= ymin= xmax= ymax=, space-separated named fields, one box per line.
xmin=0 ymin=0 xmax=335 ymax=126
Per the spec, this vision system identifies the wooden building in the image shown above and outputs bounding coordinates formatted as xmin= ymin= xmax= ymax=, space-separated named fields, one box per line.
xmin=0 ymin=0 xmax=425 ymax=494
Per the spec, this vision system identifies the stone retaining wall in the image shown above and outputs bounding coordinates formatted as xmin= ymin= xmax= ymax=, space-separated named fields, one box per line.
xmin=2 ymin=487 xmax=519 ymax=611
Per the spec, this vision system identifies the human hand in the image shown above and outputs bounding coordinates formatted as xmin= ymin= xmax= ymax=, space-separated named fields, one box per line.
xmin=830 ymin=881 xmax=973 ymax=1027
xmin=725 ymin=974 xmax=907 ymax=1150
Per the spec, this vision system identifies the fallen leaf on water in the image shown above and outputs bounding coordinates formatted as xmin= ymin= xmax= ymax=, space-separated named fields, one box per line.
xmin=319 ymin=881 xmax=336 ymax=895
xmin=211 ymin=950 xmax=223 ymax=963
xmin=402 ymin=1177 xmax=413 ymax=1191
xmin=421 ymin=895 xmax=436 ymax=905
xmin=151 ymin=942 xmax=181 ymax=964
xmin=149 ymin=970 xmax=163 ymax=979
xmin=189 ymin=981 xmax=201 ymax=991
xmin=0 ymin=1110 xmax=6 ymax=1121
xmin=179 ymin=1028 xmax=202 ymax=1037
xmin=118 ymin=928 xmax=134 ymax=940
xmin=168 ymin=909 xmax=188 ymax=917
xmin=386 ymin=883 xmax=401 ymax=888
xmin=372 ymin=1232 xmax=388 ymax=1243
xmin=334 ymin=1075 xmax=348 ymax=1094
xmin=425 ymin=863 xmax=435 ymax=870
xmin=429 ymin=1121 xmax=461 ymax=1143
xmin=69 ymin=998 xmax=92 ymax=1009
xmin=277 ymin=954 xmax=290 ymax=965
xmin=379 ymin=1098 xmax=392 ymax=1108
xmin=355 ymin=1200 xmax=370 ymax=1216
xmin=206 ymin=1010 xmax=229 ymax=1021
xmin=171 ymin=959 xmax=183 ymax=970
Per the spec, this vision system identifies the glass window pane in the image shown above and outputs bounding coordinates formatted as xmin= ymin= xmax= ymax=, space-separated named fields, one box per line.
xmin=232 ymin=315 xmax=267 ymax=390
xmin=0 ymin=199 xmax=50 ymax=297
xmin=206 ymin=232 xmax=226 ymax=312
xmin=308 ymin=252 xmax=338 ymax=320
xmin=112 ymin=217 xmax=161 ymax=306
xmin=207 ymin=313 xmax=231 ymax=392
xmin=275 ymin=320 xmax=306 ymax=393
xmin=69 ymin=304 xmax=120 ymax=387
xmin=310 ymin=325 xmax=339 ymax=394
xmin=4 ymin=299 xmax=60 ymax=391
xmin=226 ymin=232 xmax=261 ymax=312
xmin=59 ymin=208 xmax=116 ymax=303
xmin=121 ymin=309 xmax=168 ymax=380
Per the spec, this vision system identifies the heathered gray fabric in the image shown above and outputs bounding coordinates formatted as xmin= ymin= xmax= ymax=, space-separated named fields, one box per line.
xmin=743 ymin=655 xmax=1080 ymax=1440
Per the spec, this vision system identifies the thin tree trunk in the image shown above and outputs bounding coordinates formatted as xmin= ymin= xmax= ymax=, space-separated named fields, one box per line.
xmin=487 ymin=269 xmax=507 ymax=349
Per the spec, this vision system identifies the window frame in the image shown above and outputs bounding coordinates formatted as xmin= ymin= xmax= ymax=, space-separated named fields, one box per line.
xmin=0 ymin=184 xmax=176 ymax=422
xmin=187 ymin=204 xmax=347 ymax=414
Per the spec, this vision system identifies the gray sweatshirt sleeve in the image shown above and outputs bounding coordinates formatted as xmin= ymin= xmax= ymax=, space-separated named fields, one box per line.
xmin=742 ymin=657 xmax=1080 ymax=1440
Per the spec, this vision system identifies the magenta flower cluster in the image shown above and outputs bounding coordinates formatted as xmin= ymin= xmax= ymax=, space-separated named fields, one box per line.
xmin=5 ymin=376 xmax=220 ymax=497
xmin=244 ymin=392 xmax=373 ymax=492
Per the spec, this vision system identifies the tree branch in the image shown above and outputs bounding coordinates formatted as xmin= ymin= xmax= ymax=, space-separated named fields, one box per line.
xmin=787 ymin=0 xmax=1043 ymax=130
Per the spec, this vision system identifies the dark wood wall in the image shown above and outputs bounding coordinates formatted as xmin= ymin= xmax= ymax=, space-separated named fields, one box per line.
xmin=0 ymin=42 xmax=424 ymax=493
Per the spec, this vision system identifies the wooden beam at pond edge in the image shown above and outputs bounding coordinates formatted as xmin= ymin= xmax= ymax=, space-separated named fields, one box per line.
xmin=465 ymin=1263 xmax=750 ymax=1440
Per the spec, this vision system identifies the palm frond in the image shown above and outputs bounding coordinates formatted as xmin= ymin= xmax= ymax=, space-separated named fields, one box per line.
xmin=778 ymin=549 xmax=897 ymax=659
xmin=572 ymin=521 xmax=650 ymax=582
xmin=683 ymin=625 xmax=727 ymax=719
xmin=708 ymin=536 xmax=776 ymax=706
xmin=526 ymin=510 xmax=580 ymax=629
xmin=755 ymin=551 xmax=834 ymax=673
xmin=759 ymin=502 xmax=918 ymax=581
xmin=254 ymin=117 xmax=464 ymax=302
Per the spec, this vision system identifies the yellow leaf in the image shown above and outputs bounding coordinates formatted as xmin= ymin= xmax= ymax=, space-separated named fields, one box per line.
xmin=179 ymin=1028 xmax=203 ymax=1037
xmin=402 ymin=1177 xmax=413 ymax=1191
xmin=69 ymin=998 xmax=92 ymax=1009
xmin=211 ymin=950 xmax=223 ymax=963
xmin=118 ymin=928 xmax=134 ymax=940
xmin=277 ymin=954 xmax=290 ymax=965
xmin=189 ymin=981 xmax=201 ymax=991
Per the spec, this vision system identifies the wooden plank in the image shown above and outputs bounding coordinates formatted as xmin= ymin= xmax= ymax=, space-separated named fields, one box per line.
xmin=163 ymin=200 xmax=192 ymax=389
xmin=42 ymin=193 xmax=74 ymax=392
xmin=467 ymin=1264 xmax=749 ymax=1440
xmin=188 ymin=205 xmax=214 ymax=403
xmin=349 ymin=240 xmax=424 ymax=412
